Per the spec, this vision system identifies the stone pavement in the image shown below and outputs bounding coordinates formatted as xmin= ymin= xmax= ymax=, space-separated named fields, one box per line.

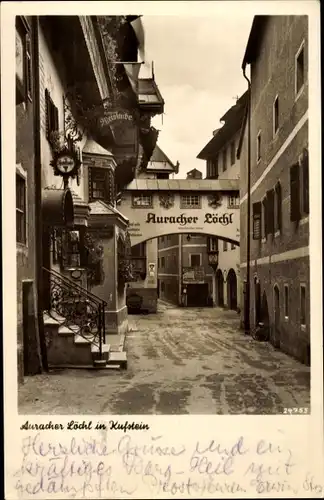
xmin=18 ymin=301 xmax=310 ymax=414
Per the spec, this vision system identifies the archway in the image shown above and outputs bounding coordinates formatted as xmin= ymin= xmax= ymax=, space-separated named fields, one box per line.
xmin=273 ymin=285 xmax=280 ymax=348
xmin=227 ymin=268 xmax=237 ymax=310
xmin=216 ymin=269 xmax=224 ymax=307
xmin=254 ymin=277 xmax=261 ymax=325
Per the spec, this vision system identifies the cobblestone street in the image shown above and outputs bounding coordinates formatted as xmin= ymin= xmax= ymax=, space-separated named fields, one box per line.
xmin=18 ymin=301 xmax=310 ymax=415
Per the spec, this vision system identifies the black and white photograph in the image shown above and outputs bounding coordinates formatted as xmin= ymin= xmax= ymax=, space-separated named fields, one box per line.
xmin=2 ymin=1 xmax=323 ymax=497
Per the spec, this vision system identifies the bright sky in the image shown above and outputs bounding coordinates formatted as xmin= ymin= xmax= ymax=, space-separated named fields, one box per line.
xmin=141 ymin=15 xmax=254 ymax=179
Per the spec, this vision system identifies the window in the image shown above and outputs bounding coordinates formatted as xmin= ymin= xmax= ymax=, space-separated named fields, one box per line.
xmin=295 ymin=42 xmax=305 ymax=96
xmin=257 ymin=132 xmax=261 ymax=162
xmin=252 ymin=202 xmax=262 ymax=240
xmin=266 ymin=189 xmax=275 ymax=235
xmin=208 ymin=237 xmax=218 ymax=252
xmin=230 ymin=141 xmax=236 ymax=165
xmin=190 ymin=254 xmax=201 ymax=267
xmin=45 ymin=89 xmax=59 ymax=143
xmin=228 ymin=193 xmax=240 ymax=208
xmin=160 ymin=236 xmax=164 ymax=243
xmin=207 ymin=156 xmax=219 ymax=179
xmin=273 ymin=96 xmax=279 ymax=136
xmin=161 ymin=257 xmax=165 ymax=268
xmin=222 ymin=148 xmax=227 ymax=171
xmin=301 ymin=149 xmax=309 ymax=214
xmin=16 ymin=174 xmax=27 ymax=244
xmin=180 ymin=194 xmax=201 ymax=209
xmin=161 ymin=282 xmax=165 ymax=292
xmin=262 ymin=197 xmax=267 ymax=239
xmin=132 ymin=193 xmax=153 ymax=207
xmin=290 ymin=163 xmax=300 ymax=222
xmin=284 ymin=284 xmax=289 ymax=318
xmin=231 ymin=243 xmax=236 ymax=250
xmin=275 ymin=182 xmax=282 ymax=232
xmin=223 ymin=240 xmax=228 ymax=251
xmin=300 ymin=285 xmax=306 ymax=326
xmin=16 ymin=17 xmax=32 ymax=104
xmin=89 ymin=168 xmax=106 ymax=201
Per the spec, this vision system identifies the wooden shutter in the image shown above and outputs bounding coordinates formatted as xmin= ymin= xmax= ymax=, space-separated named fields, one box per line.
xmin=45 ymin=89 xmax=51 ymax=140
xmin=253 ymin=202 xmax=262 ymax=240
xmin=290 ymin=163 xmax=300 ymax=221
xmin=275 ymin=183 xmax=282 ymax=231
xmin=302 ymin=150 xmax=309 ymax=214
xmin=25 ymin=34 xmax=32 ymax=99
xmin=267 ymin=190 xmax=275 ymax=234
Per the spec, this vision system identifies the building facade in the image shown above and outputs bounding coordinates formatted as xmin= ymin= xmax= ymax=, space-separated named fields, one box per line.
xmin=239 ymin=15 xmax=309 ymax=364
xmin=197 ymin=93 xmax=246 ymax=310
xmin=16 ymin=15 xmax=164 ymax=379
xmin=125 ymin=145 xmax=178 ymax=313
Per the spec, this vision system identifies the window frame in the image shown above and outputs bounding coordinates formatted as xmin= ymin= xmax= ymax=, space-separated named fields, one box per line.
xmin=223 ymin=240 xmax=228 ymax=252
xmin=222 ymin=147 xmax=227 ymax=172
xmin=16 ymin=164 xmax=28 ymax=247
xmin=132 ymin=192 xmax=153 ymax=208
xmin=230 ymin=141 xmax=236 ymax=166
xmin=295 ymin=40 xmax=305 ymax=98
xmin=45 ymin=88 xmax=59 ymax=144
xmin=228 ymin=193 xmax=240 ymax=209
xmin=207 ymin=237 xmax=218 ymax=252
xmin=180 ymin=194 xmax=201 ymax=209
xmin=273 ymin=95 xmax=279 ymax=137
xmin=189 ymin=253 xmax=202 ymax=267
xmin=16 ymin=16 xmax=32 ymax=104
xmin=252 ymin=201 xmax=262 ymax=240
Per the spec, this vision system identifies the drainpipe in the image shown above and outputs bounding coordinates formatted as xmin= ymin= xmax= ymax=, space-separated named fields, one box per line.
xmin=32 ymin=17 xmax=48 ymax=370
xmin=242 ymin=64 xmax=251 ymax=335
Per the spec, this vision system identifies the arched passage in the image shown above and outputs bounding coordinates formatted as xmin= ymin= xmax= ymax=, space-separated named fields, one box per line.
xmin=227 ymin=268 xmax=237 ymax=310
xmin=216 ymin=269 xmax=224 ymax=307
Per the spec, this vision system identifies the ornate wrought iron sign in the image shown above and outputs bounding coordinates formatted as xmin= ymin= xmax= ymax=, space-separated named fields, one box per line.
xmin=50 ymin=148 xmax=81 ymax=181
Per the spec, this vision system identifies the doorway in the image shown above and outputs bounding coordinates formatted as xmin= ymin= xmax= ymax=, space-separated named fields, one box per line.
xmin=273 ymin=285 xmax=280 ymax=348
xmin=227 ymin=269 xmax=237 ymax=310
xmin=187 ymin=283 xmax=209 ymax=307
xmin=254 ymin=278 xmax=261 ymax=324
xmin=216 ymin=269 xmax=224 ymax=306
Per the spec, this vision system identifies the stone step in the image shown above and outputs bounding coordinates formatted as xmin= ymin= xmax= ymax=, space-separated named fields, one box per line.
xmin=48 ymin=363 xmax=121 ymax=370
xmin=107 ymin=351 xmax=127 ymax=369
xmin=74 ymin=333 xmax=97 ymax=344
xmin=43 ymin=310 xmax=66 ymax=325
xmin=58 ymin=324 xmax=80 ymax=336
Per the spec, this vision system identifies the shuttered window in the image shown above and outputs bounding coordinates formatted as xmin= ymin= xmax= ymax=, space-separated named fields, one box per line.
xmin=252 ymin=202 xmax=262 ymax=240
xmin=275 ymin=182 xmax=282 ymax=232
xmin=45 ymin=89 xmax=59 ymax=143
xmin=302 ymin=150 xmax=309 ymax=214
xmin=266 ymin=189 xmax=275 ymax=235
xmin=290 ymin=163 xmax=301 ymax=221
xmin=262 ymin=197 xmax=267 ymax=238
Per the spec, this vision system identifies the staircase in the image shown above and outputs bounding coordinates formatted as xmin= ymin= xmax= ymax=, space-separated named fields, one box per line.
xmin=42 ymin=268 xmax=127 ymax=370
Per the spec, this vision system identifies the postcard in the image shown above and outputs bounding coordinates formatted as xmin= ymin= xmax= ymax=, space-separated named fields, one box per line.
xmin=2 ymin=0 xmax=323 ymax=498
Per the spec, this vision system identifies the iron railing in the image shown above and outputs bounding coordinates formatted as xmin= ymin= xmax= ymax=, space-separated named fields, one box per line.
xmin=43 ymin=267 xmax=106 ymax=357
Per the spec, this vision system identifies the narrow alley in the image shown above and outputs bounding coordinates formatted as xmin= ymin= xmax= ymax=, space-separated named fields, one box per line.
xmin=18 ymin=301 xmax=310 ymax=415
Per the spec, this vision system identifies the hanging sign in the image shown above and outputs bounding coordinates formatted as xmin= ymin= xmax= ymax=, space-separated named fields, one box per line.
xmin=50 ymin=148 xmax=81 ymax=179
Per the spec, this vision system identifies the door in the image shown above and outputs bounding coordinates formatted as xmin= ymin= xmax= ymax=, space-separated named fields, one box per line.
xmin=274 ymin=286 xmax=280 ymax=348
xmin=255 ymin=279 xmax=261 ymax=324
xmin=227 ymin=269 xmax=237 ymax=310
xmin=216 ymin=270 xmax=224 ymax=306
